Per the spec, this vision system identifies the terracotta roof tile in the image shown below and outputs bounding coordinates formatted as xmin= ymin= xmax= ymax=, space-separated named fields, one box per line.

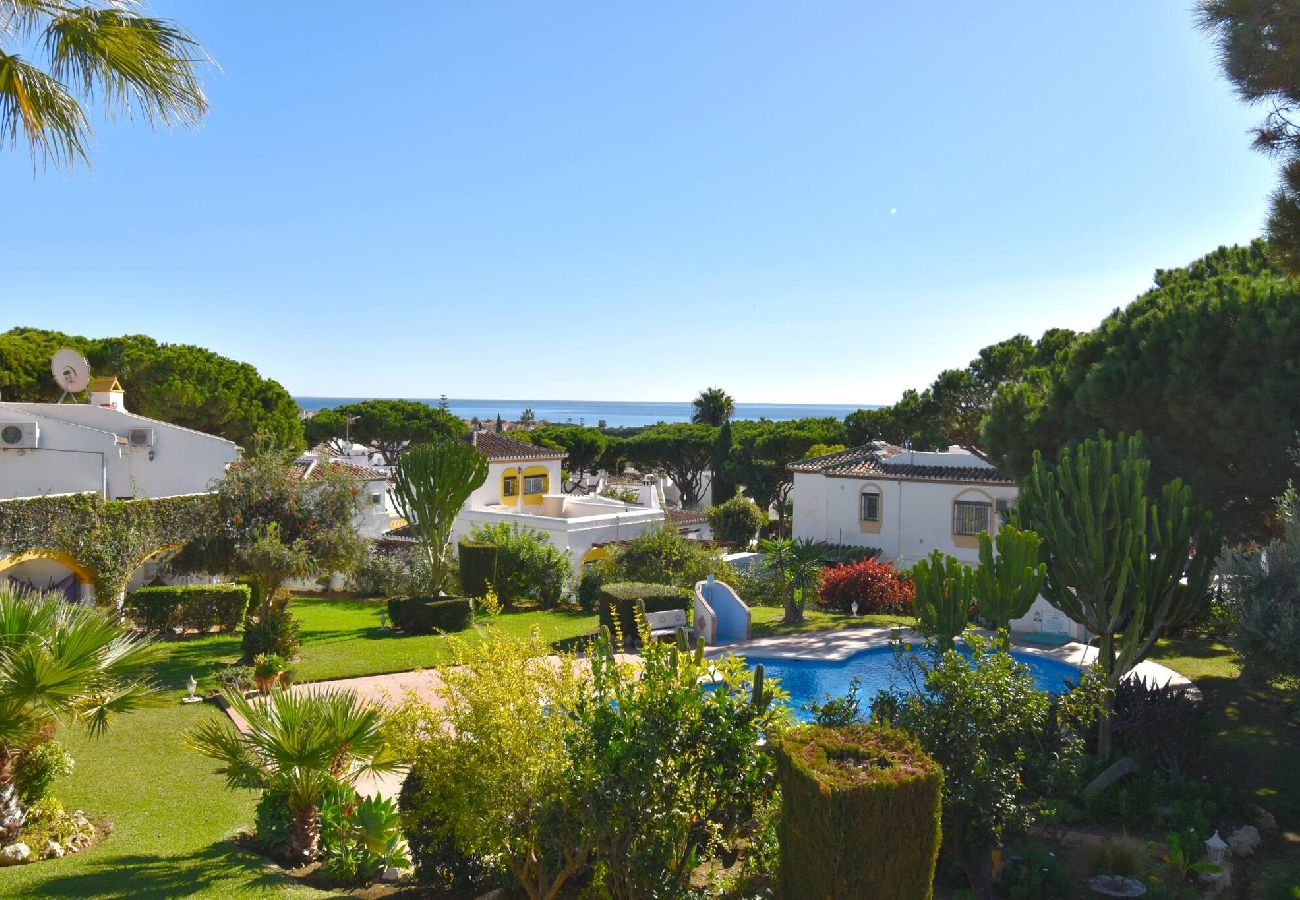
xmin=789 ymin=443 xmax=1014 ymax=484
xmin=462 ymin=431 xmax=567 ymax=462
xmin=664 ymin=507 xmax=709 ymax=527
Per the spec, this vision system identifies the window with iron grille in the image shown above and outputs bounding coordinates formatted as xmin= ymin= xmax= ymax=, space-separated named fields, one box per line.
xmin=953 ymin=500 xmax=991 ymax=536
xmin=860 ymin=490 xmax=881 ymax=522
xmin=524 ymin=474 xmax=547 ymax=494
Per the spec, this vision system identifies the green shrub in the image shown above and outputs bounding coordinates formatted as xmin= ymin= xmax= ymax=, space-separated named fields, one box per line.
xmin=216 ymin=664 xmax=255 ymax=696
xmin=596 ymin=582 xmax=690 ymax=646
xmin=235 ymin=576 xmax=264 ymax=615
xmin=707 ymin=495 xmax=765 ymax=548
xmin=13 ymin=739 xmax=74 ymax=805
xmin=127 ymin=583 xmax=251 ymax=632
xmin=576 ymin=568 xmax=603 ymax=613
xmin=350 ymin=546 xmax=414 ymax=597
xmin=596 ymin=523 xmax=729 ymax=589
xmin=730 ymin=561 xmax=784 ymax=607
xmin=1001 ymin=840 xmax=1071 ymax=900
xmin=320 ymin=793 xmax=411 ymax=886
xmin=398 ymin=769 xmax=494 ymax=892
xmin=469 ymin=523 xmax=571 ymax=608
xmin=773 ymin=724 xmax=943 ymax=900
xmin=241 ymin=601 xmax=301 ymax=661
xmin=390 ymin=596 xmax=473 ymax=634
xmin=457 ymin=541 xmax=497 ymax=599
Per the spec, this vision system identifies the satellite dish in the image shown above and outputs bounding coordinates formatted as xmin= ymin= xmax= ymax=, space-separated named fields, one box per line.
xmin=50 ymin=348 xmax=91 ymax=394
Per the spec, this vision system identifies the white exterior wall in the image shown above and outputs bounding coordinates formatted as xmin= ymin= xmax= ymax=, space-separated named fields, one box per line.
xmin=790 ymin=471 xmax=1019 ymax=567
xmin=355 ymin=477 xmax=399 ymax=539
xmin=452 ymin=502 xmax=664 ymax=575
xmin=0 ymin=402 xmax=238 ymax=499
xmin=468 ymin=458 xmax=564 ymax=509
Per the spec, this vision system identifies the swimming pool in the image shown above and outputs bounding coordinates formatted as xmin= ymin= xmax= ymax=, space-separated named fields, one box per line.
xmin=733 ymin=646 xmax=1081 ymax=722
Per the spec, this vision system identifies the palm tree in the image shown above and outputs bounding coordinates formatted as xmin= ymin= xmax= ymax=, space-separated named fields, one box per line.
xmin=1 ymin=0 xmax=208 ymax=170
xmin=760 ymin=538 xmax=827 ymax=624
xmin=187 ymin=687 xmax=400 ymax=862
xmin=691 ymin=387 xmax=735 ymax=427
xmin=0 ymin=589 xmax=158 ymax=841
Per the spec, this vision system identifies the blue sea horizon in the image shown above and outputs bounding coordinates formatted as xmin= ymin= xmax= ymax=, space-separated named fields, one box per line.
xmin=295 ymin=397 xmax=874 ymax=429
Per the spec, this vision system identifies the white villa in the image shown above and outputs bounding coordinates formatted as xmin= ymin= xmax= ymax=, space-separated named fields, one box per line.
xmin=0 ymin=380 xmax=241 ymax=602
xmin=790 ymin=442 xmax=1083 ymax=640
xmin=447 ymin=431 xmax=666 ymax=573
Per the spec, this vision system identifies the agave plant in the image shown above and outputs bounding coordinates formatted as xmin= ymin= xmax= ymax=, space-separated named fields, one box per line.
xmin=0 ymin=588 xmax=159 ymax=842
xmin=187 ymin=687 xmax=400 ymax=862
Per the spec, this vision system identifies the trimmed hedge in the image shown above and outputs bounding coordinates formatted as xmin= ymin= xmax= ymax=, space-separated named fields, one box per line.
xmin=597 ymin=582 xmax=691 ymax=645
xmin=457 ymin=541 xmax=497 ymax=598
xmin=128 ymin=584 xmax=252 ymax=633
xmin=390 ymin=596 xmax=474 ymax=634
xmin=774 ymin=724 xmax=943 ymax=900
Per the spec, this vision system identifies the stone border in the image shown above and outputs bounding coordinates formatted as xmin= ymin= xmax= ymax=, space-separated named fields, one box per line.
xmin=705 ymin=627 xmax=1198 ymax=699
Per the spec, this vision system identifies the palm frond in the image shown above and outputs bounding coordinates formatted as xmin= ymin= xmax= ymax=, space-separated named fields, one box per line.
xmin=0 ymin=48 xmax=90 ymax=167
xmin=41 ymin=5 xmax=207 ymax=126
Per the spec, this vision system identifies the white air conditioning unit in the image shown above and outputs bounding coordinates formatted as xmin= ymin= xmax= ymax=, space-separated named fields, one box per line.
xmin=127 ymin=427 xmax=156 ymax=448
xmin=0 ymin=422 xmax=39 ymax=450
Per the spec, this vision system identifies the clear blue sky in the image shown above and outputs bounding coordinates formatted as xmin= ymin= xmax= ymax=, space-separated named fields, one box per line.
xmin=2 ymin=1 xmax=1277 ymax=405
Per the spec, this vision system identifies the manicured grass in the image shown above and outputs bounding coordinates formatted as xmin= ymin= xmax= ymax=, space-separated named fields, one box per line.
xmin=145 ymin=596 xmax=599 ymax=694
xmin=0 ymin=598 xmax=598 ymax=899
xmin=749 ymin=605 xmax=912 ymax=638
xmin=1151 ymin=636 xmax=1300 ymax=828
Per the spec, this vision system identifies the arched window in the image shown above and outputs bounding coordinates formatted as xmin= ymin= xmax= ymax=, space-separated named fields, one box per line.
xmin=860 ymin=488 xmax=881 ymax=523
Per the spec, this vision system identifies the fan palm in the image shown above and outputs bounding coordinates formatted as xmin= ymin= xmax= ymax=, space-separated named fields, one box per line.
xmin=760 ymin=537 xmax=828 ymax=624
xmin=1 ymin=0 xmax=208 ymax=169
xmin=691 ymin=387 xmax=734 ymax=426
xmin=187 ymin=687 xmax=401 ymax=862
xmin=0 ymin=588 xmax=159 ymax=841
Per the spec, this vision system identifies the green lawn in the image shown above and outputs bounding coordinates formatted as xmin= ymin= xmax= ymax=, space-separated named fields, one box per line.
xmin=749 ymin=605 xmax=912 ymax=638
xmin=0 ymin=598 xmax=598 ymax=900
xmin=1151 ymin=636 xmax=1300 ymax=828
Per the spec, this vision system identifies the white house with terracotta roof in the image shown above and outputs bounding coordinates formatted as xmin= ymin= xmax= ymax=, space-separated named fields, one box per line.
xmin=790 ymin=442 xmax=1083 ymax=640
xmin=291 ymin=453 xmax=399 ymax=541
xmin=448 ymin=432 xmax=666 ymax=573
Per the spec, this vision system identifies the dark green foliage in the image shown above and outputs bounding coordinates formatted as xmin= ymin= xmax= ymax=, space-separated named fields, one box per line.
xmin=596 ymin=523 xmax=728 ymax=588
xmin=773 ymin=724 xmax=943 ymax=900
xmin=13 ymin=740 xmax=73 ymax=806
xmin=803 ymin=677 xmax=864 ymax=727
xmin=730 ymin=417 xmax=848 ymax=534
xmin=877 ymin=639 xmax=1096 ymax=898
xmin=576 ymin=568 xmax=602 ymax=613
xmin=468 ymin=523 xmax=570 ymax=608
xmin=304 ymin=399 xmax=466 ymax=465
xmin=525 ymin=425 xmax=606 ymax=483
xmin=1013 ymin=431 xmax=1220 ymax=758
xmin=456 ymin=541 xmax=497 ymax=599
xmin=350 ymin=546 xmax=415 ymax=598
xmin=241 ymin=603 xmax=301 ymax=661
xmin=127 ymin=584 xmax=251 ymax=633
xmin=1217 ymin=486 xmax=1300 ymax=688
xmin=910 ymin=550 xmax=974 ymax=651
xmin=570 ymin=629 xmax=782 ymax=899
xmin=626 ymin=422 xmax=718 ymax=507
xmin=986 ymin=243 xmax=1300 ymax=541
xmin=707 ymin=495 xmax=764 ymax=548
xmin=597 ymin=582 xmax=690 ymax=645
xmin=392 ymin=441 xmax=489 ymax=595
xmin=235 ymin=577 xmax=264 ymax=616
xmin=0 ymin=328 xmax=303 ymax=449
xmin=1198 ymin=3 xmax=1300 ymax=272
xmin=710 ymin=419 xmax=737 ymax=503
xmin=1111 ymin=678 xmax=1203 ymax=779
xmin=970 ymin=525 xmax=1045 ymax=632
xmin=320 ymin=793 xmax=411 ymax=886
xmin=390 ymin=597 xmax=473 ymax=634
xmin=398 ymin=770 xmax=493 ymax=892
xmin=691 ymin=386 xmax=735 ymax=426
xmin=1001 ymin=840 xmax=1070 ymax=900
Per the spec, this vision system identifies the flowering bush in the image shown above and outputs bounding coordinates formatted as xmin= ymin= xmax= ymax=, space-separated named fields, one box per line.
xmin=816 ymin=558 xmax=914 ymax=614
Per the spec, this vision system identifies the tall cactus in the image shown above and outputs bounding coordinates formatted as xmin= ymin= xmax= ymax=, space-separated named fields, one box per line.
xmin=911 ymin=550 xmax=975 ymax=652
xmin=973 ymin=524 xmax=1046 ymax=641
xmin=1013 ymin=431 xmax=1220 ymax=758
xmin=391 ymin=440 xmax=488 ymax=594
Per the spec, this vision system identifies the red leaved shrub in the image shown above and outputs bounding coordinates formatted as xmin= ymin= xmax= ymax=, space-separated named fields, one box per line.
xmin=816 ymin=559 xmax=914 ymax=614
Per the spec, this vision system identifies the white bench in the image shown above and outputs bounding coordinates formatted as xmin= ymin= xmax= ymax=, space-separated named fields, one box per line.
xmin=643 ymin=608 xmax=689 ymax=643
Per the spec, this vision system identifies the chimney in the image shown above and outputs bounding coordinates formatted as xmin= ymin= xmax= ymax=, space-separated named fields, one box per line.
xmin=89 ymin=376 xmax=126 ymax=411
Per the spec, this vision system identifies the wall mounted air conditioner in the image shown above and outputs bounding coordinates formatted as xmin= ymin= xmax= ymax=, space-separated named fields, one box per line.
xmin=0 ymin=422 xmax=39 ymax=449
xmin=127 ymin=427 xmax=156 ymax=448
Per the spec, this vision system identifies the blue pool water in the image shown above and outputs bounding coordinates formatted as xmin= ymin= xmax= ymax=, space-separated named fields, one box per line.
xmin=736 ymin=647 xmax=1080 ymax=722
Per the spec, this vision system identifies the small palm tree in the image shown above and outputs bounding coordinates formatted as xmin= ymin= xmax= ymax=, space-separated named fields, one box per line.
xmin=1 ymin=0 xmax=208 ymax=170
xmin=0 ymin=589 xmax=158 ymax=841
xmin=187 ymin=687 xmax=400 ymax=862
xmin=760 ymin=537 xmax=827 ymax=624
xmin=691 ymin=387 xmax=735 ymax=426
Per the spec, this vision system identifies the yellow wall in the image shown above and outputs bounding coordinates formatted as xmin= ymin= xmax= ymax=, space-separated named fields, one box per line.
xmin=501 ymin=465 xmax=551 ymax=506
